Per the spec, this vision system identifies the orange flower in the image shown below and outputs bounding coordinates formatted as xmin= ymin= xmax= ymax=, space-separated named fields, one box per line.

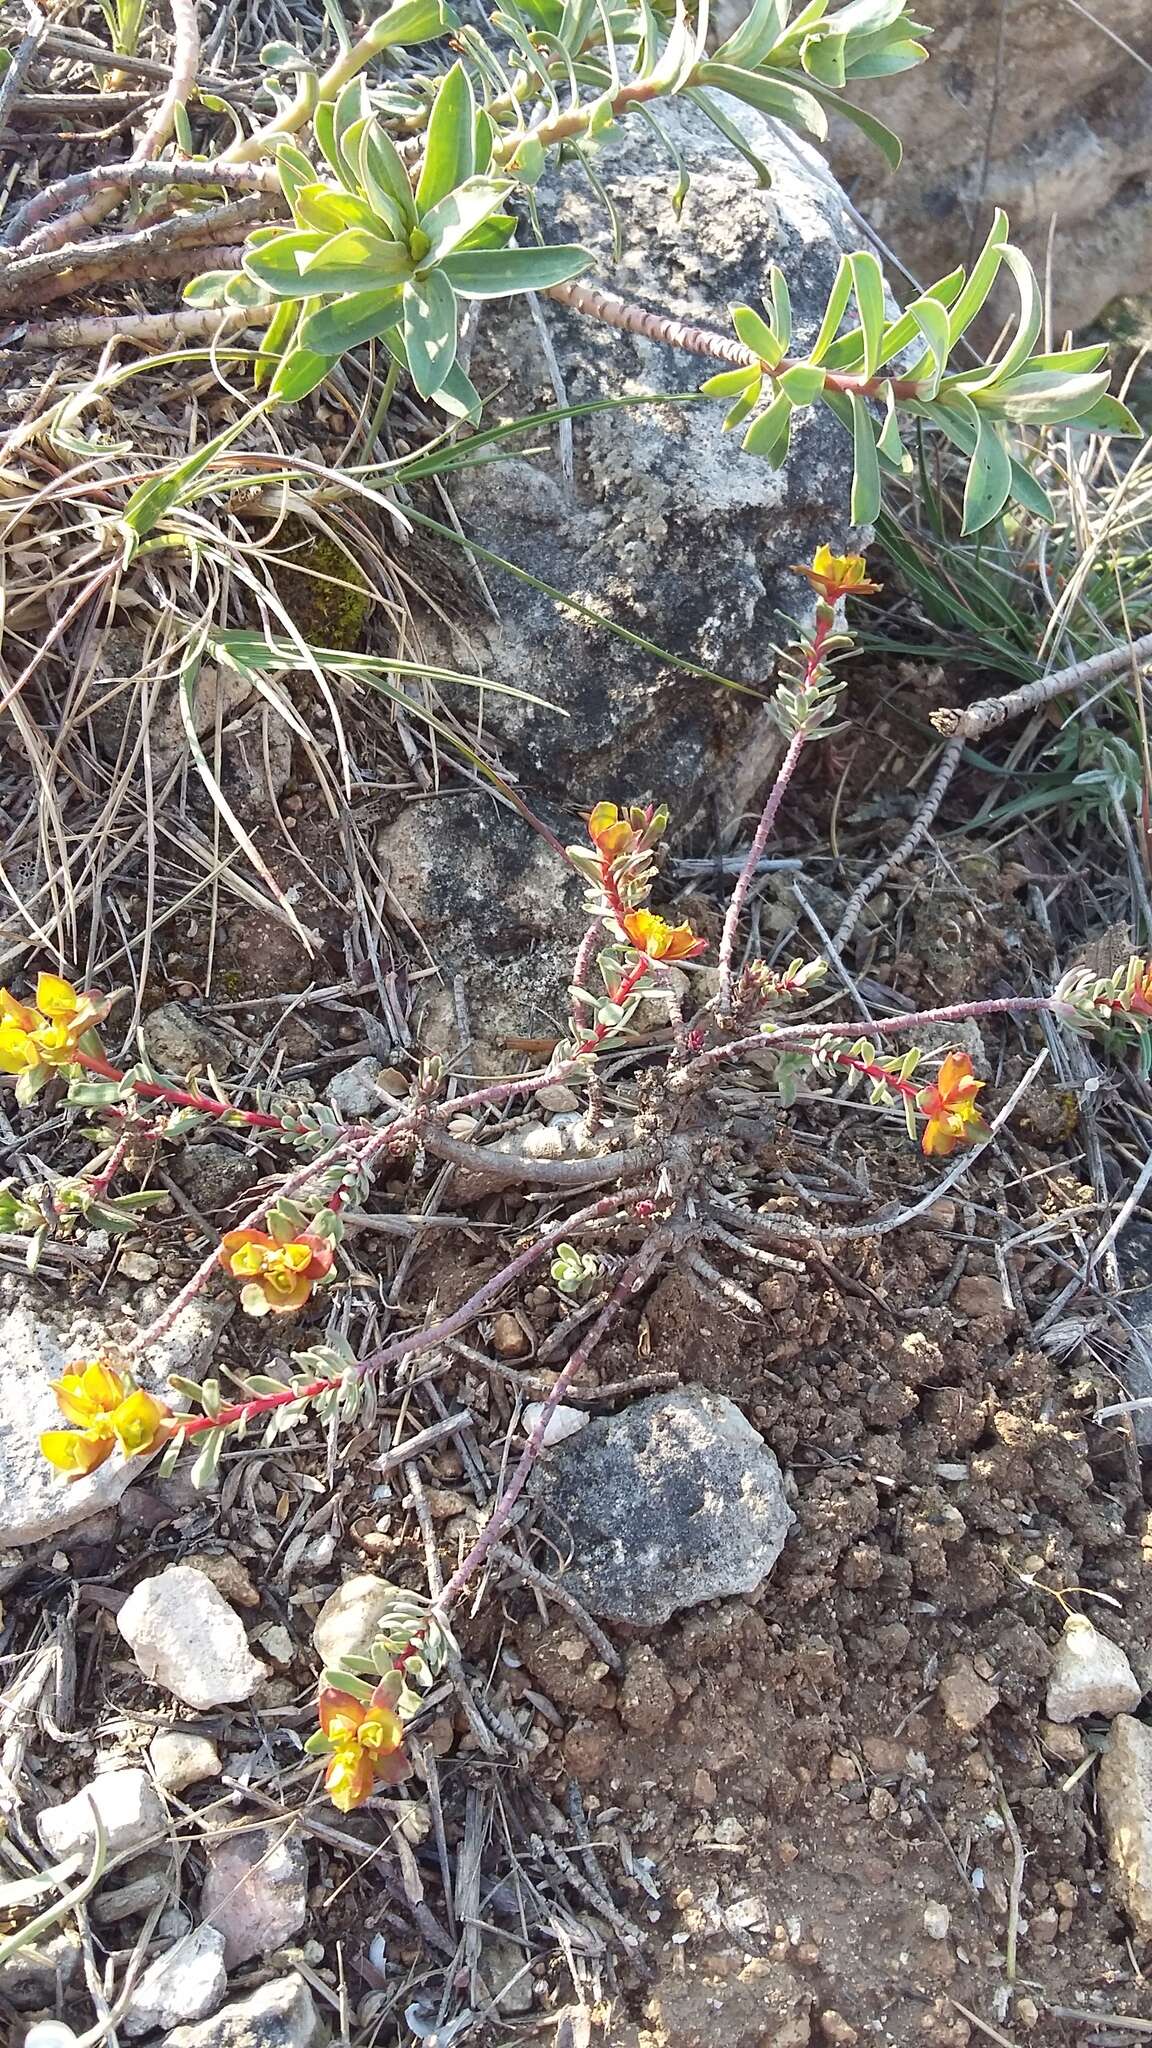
xmin=40 ymin=1358 xmax=170 ymax=1477
xmin=793 ymin=544 xmax=881 ymax=604
xmin=315 ymin=1684 xmax=409 ymax=1812
xmin=219 ymin=1229 xmax=335 ymax=1317
xmin=917 ymin=1051 xmax=989 ymax=1158
xmin=621 ymin=908 xmax=706 ymax=962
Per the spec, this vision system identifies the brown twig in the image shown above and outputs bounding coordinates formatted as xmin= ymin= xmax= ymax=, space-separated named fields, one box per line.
xmin=0 ymin=0 xmax=49 ymax=149
xmin=832 ymin=735 xmax=964 ymax=951
xmin=931 ymin=630 xmax=1152 ymax=740
xmin=0 ymin=199 xmax=272 ymax=307
xmin=3 ymin=303 xmax=274 ymax=349
xmin=2 ymin=160 xmax=279 ymax=249
xmin=16 ymin=0 xmax=202 ymax=256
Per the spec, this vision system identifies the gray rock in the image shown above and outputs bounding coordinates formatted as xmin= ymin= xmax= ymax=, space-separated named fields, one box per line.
xmin=1099 ymin=1714 xmax=1152 ymax=1940
xmin=148 ymin=1731 xmax=223 ymax=1794
xmin=162 ymin=1973 xmax=321 ymax=2048
xmin=118 ymin=1566 xmax=266 ymax=1709
xmin=0 ymin=1929 xmax=82 ymax=2009
xmin=140 ymin=1004 xmax=235 ymax=1079
xmin=122 ymin=1923 xmax=227 ymax=2038
xmin=381 ymin=101 xmax=867 ymax=1059
xmin=199 ymin=1826 xmax=308 ymax=1968
xmin=0 ymin=1288 xmax=230 ymax=1547
xmin=937 ymin=1660 xmax=999 ymax=1734
xmin=531 ymin=1387 xmax=794 ymax=1624
xmin=828 ymin=0 xmax=1152 ymax=332
xmin=480 ymin=1935 xmax=534 ymax=2014
xmin=312 ymin=1573 xmax=396 ymax=1669
xmin=324 ymin=1057 xmax=386 ymax=1121
xmin=171 ymin=1140 xmax=260 ymax=1218
xmin=1046 ymin=1616 xmax=1142 ymax=1723
xmin=38 ymin=1768 xmax=165 ymax=1862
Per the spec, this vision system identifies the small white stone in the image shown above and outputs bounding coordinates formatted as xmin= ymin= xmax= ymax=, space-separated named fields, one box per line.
xmin=118 ymin=1566 xmax=266 ymax=1709
xmin=161 ymin=1973 xmax=319 ymax=2048
xmin=148 ymin=1731 xmax=222 ymax=1794
xmin=256 ymin=1623 xmax=295 ymax=1666
xmin=1045 ymin=1615 xmax=1142 ymax=1723
xmin=119 ymin=1251 xmax=160 ymax=1281
xmin=122 ymin=1922 xmax=227 ymax=2037
xmin=522 ymin=1402 xmax=589 ymax=1447
xmin=923 ymin=1902 xmax=950 ymax=1940
xmin=325 ymin=1057 xmax=385 ymax=1120
xmin=535 ymin=1084 xmax=579 ymax=1113
xmin=38 ymin=1768 xmax=164 ymax=1861
xmin=1099 ymin=1714 xmax=1152 ymax=1939
xmin=313 ymin=1574 xmax=397 ymax=1668
xmin=200 ymin=1827 xmax=308 ymax=1967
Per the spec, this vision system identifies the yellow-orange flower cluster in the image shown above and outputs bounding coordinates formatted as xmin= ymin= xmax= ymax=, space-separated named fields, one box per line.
xmin=315 ymin=1683 xmax=409 ymax=1811
xmin=917 ymin=1052 xmax=989 ymax=1158
xmin=40 ymin=1359 xmax=170 ymax=1477
xmin=0 ymin=974 xmax=106 ymax=1096
xmin=794 ymin=545 xmax=881 ymax=605
xmin=219 ymin=1229 xmax=335 ymax=1317
xmin=621 ymin=908 xmax=707 ymax=962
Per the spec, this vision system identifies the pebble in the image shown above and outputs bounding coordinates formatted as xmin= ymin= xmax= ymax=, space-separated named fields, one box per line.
xmin=160 ymin=1972 xmax=320 ymax=2048
xmin=119 ymin=1567 xmax=266 ymax=1709
xmin=200 ymin=1825 xmax=308 ymax=1966
xmin=923 ymin=1902 xmax=950 ymax=1940
xmin=38 ymin=1768 xmax=165 ymax=1861
xmin=535 ymin=1084 xmax=579 ymax=1112
xmin=1045 ymin=1614 xmax=1142 ymax=1722
xmin=1039 ymin=1720 xmax=1085 ymax=1764
xmin=619 ymin=1644 xmax=675 ymax=1734
xmin=480 ymin=1935 xmax=534 ymax=2014
xmin=1098 ymin=1713 xmax=1152 ymax=1939
xmin=521 ymin=1401 xmax=588 ymax=1447
xmin=313 ymin=1573 xmax=397 ymax=1669
xmin=181 ymin=1552 xmax=260 ymax=1608
xmin=122 ymin=1923 xmax=227 ymax=2038
xmin=937 ymin=1659 xmax=999 ymax=1733
xmin=119 ymin=1251 xmax=160 ymax=1281
xmin=490 ymin=1311 xmax=530 ymax=1359
xmin=325 ymin=1057 xmax=385 ymax=1120
xmin=953 ymin=1275 xmax=1007 ymax=1319
xmin=255 ymin=1623 xmax=295 ymax=1666
xmin=149 ymin=1732 xmax=223 ymax=1794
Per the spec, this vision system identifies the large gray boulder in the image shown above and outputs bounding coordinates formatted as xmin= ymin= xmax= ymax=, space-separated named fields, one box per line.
xmin=531 ymin=1386 xmax=794 ymax=1624
xmin=826 ymin=0 xmax=1152 ymax=331
xmin=384 ymin=100 xmax=869 ymax=1056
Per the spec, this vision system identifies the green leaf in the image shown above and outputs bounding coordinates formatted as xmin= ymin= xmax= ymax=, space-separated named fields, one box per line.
xmin=802 ymin=27 xmax=846 ymax=85
xmin=847 ymin=249 xmax=885 ymax=381
xmin=946 ymin=208 xmax=1009 ymax=346
xmin=293 ymin=183 xmax=384 ymax=236
xmin=778 ymin=363 xmax=825 ymax=404
xmin=742 ymin=389 xmax=794 ymax=464
xmin=297 ymin=287 xmax=404 ymax=353
xmin=694 ymin=62 xmax=828 ymax=140
xmin=961 ymin=407 xmax=1013 ymax=535
xmin=278 ymin=143 xmax=323 ymax=221
xmin=359 ymin=0 xmax=456 ymax=53
xmin=684 ymin=87 xmax=775 ymax=187
xmin=298 ymin=228 xmax=412 ymax=293
xmin=242 ymin=230 xmax=329 ymax=299
xmin=269 ymin=347 xmax=337 ymax=403
xmin=768 ymin=264 xmax=792 ymax=353
xmin=1071 ymin=392 xmax=1141 ymax=435
xmin=876 ymin=378 xmax=905 ymax=464
xmin=710 ymin=0 xmax=786 ymax=67
xmin=806 ymin=254 xmax=852 ymax=366
xmin=429 ymin=358 xmax=483 ymax=422
xmin=969 ymin=241 xmax=1042 ymax=392
xmin=1023 ymin=344 xmax=1109 ymax=374
xmin=439 ymin=242 xmax=591 ymax=297
xmin=849 ymin=390 xmax=881 ymax=523
xmin=416 ymin=62 xmax=475 ymax=214
xmin=122 ymin=405 xmax=264 ymax=539
xmin=418 ymin=175 xmax=514 ymax=263
xmin=190 ymin=1429 xmax=224 ymax=1492
xmin=330 ymin=76 xmax=370 ymax=185
xmin=904 ymin=293 xmax=950 ymax=397
xmin=700 ymin=365 xmax=761 ymax=399
xmin=980 ymin=366 xmax=1111 ymax=424
xmin=770 ymin=68 xmax=903 ymax=166
xmin=830 ymin=0 xmax=908 ymax=29
xmin=732 ymin=302 xmax=781 ymax=362
xmin=359 ymin=121 xmax=418 ymax=233
xmin=401 ymin=271 xmax=458 ymax=396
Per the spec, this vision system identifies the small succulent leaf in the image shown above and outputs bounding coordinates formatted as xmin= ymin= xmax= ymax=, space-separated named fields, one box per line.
xmin=297 ymin=287 xmax=405 ymax=353
xmin=731 ymin=302 xmax=778 ymax=360
xmin=968 ymin=241 xmax=1043 ymax=393
xmin=742 ymin=388 xmax=794 ymax=464
xmin=849 ymin=389 xmax=882 ymax=524
xmin=401 ymin=270 xmax=458 ymax=396
xmin=777 ymin=363 xmax=825 ymax=405
xmin=418 ymin=175 xmax=514 ymax=262
xmin=416 ymin=62 xmax=476 ymax=214
xmin=700 ymin=364 xmax=760 ymax=399
xmin=847 ymin=249 xmax=885 ymax=380
xmin=297 ymin=228 xmax=413 ymax=293
xmin=242 ymin=230 xmax=329 ymax=298
xmin=768 ymin=264 xmax=793 ymax=352
xmin=710 ymin=0 xmax=785 ymax=68
xmin=359 ymin=122 xmax=419 ymax=232
xmin=961 ymin=406 xmax=1013 ymax=535
xmin=802 ymin=27 xmax=846 ymax=84
xmin=694 ymin=62 xmax=828 ymax=140
xmin=807 ymin=253 xmax=853 ymax=365
xmin=437 ymin=242 xmax=591 ymax=297
xmin=428 ymin=357 xmax=483 ymax=422
xmin=905 ymin=294 xmax=950 ymax=397
xmin=946 ymin=208 xmax=1009 ymax=345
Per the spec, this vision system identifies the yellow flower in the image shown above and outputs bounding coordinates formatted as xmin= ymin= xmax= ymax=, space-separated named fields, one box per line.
xmin=40 ymin=1358 xmax=170 ymax=1477
xmin=917 ymin=1051 xmax=989 ymax=1158
xmin=621 ymin=908 xmax=706 ymax=962
xmin=0 ymin=975 xmax=107 ymax=1088
xmin=315 ymin=1684 xmax=409 ymax=1812
xmin=793 ymin=545 xmax=882 ymax=604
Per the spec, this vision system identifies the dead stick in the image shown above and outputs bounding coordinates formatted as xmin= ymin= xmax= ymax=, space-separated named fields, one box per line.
xmin=2 ymin=160 xmax=279 ymax=249
xmin=932 ymin=629 xmax=1152 ymax=740
xmin=3 ymin=303 xmax=274 ymax=350
xmin=0 ymin=198 xmax=272 ymax=303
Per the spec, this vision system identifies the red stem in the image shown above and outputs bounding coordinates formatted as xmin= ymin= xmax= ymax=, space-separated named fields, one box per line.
xmin=75 ymin=1050 xmax=290 ymax=1131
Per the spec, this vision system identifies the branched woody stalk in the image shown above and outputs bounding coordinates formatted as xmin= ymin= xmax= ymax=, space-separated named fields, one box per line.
xmin=15 ymin=546 xmax=1152 ymax=1814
